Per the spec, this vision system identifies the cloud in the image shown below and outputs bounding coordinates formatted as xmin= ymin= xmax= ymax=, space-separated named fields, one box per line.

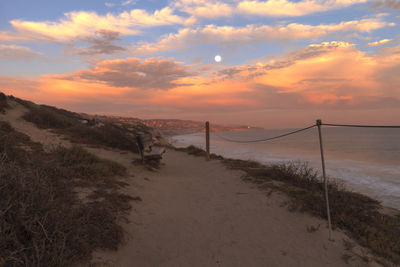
xmin=237 ymin=0 xmax=368 ymax=17
xmin=122 ymin=0 xmax=136 ymax=6
xmin=51 ymin=57 xmax=194 ymax=90
xmin=367 ymin=38 xmax=392 ymax=46
xmin=371 ymin=0 xmax=400 ymax=10
xmin=105 ymin=2 xmax=115 ymax=8
xmin=173 ymin=0 xmax=370 ymax=20
xmin=75 ymin=30 xmax=125 ymax=55
xmin=376 ymin=44 xmax=400 ymax=56
xmin=0 ymin=44 xmax=41 ymax=60
xmin=0 ymin=76 xmax=40 ymax=93
xmin=3 ymin=42 xmax=400 ymax=127
xmin=3 ymin=7 xmax=188 ymax=43
xmin=246 ymin=41 xmax=400 ymax=108
xmin=173 ymin=0 xmax=234 ymax=19
xmin=217 ymin=41 xmax=354 ymax=79
xmin=130 ymin=18 xmax=393 ymax=55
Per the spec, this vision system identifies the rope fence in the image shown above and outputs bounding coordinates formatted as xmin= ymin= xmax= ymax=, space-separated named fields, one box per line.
xmin=215 ymin=124 xmax=316 ymax=143
xmin=321 ymin=123 xmax=400 ymax=128
xmin=204 ymin=119 xmax=400 ymax=240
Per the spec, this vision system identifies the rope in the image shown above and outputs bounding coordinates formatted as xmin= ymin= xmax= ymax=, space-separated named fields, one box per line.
xmin=215 ymin=124 xmax=316 ymax=143
xmin=321 ymin=123 xmax=400 ymax=128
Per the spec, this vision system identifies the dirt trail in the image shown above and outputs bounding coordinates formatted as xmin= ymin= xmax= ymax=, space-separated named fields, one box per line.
xmin=91 ymin=149 xmax=373 ymax=267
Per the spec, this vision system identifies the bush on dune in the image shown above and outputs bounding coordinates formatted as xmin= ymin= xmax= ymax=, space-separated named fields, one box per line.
xmin=64 ymin=124 xmax=139 ymax=152
xmin=22 ymin=105 xmax=78 ymax=129
xmin=6 ymin=95 xmax=140 ymax=152
xmin=0 ymin=92 xmax=9 ymax=113
xmin=0 ymin=122 xmax=133 ymax=266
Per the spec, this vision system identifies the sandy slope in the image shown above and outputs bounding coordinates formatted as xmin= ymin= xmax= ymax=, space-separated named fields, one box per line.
xmin=0 ymin=100 xmax=70 ymax=150
xmin=1 ymin=101 xmax=379 ymax=267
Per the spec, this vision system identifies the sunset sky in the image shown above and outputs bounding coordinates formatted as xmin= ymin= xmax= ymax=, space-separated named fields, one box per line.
xmin=0 ymin=0 xmax=399 ymax=128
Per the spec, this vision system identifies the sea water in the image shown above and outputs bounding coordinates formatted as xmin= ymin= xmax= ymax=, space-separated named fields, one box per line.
xmin=170 ymin=127 xmax=400 ymax=209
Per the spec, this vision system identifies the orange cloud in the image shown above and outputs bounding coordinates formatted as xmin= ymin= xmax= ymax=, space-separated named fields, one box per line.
xmin=249 ymin=41 xmax=399 ymax=107
xmin=2 ymin=42 xmax=400 ymax=127
xmin=51 ymin=57 xmax=194 ymax=90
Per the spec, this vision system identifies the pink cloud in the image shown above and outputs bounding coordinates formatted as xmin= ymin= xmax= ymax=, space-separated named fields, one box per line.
xmin=0 ymin=44 xmax=41 ymax=60
xmin=3 ymin=42 xmax=400 ymax=127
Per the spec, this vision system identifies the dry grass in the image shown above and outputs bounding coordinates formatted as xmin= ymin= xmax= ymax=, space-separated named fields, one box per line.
xmin=0 ymin=121 xmax=134 ymax=266
xmin=63 ymin=124 xmax=138 ymax=152
xmin=7 ymin=95 xmax=139 ymax=152
xmin=173 ymin=145 xmax=223 ymax=160
xmin=175 ymin=145 xmax=400 ymax=265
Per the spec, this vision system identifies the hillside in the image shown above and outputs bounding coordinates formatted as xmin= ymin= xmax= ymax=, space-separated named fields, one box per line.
xmin=0 ymin=93 xmax=147 ymax=266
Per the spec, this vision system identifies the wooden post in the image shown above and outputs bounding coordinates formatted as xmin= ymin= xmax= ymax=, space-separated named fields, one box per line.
xmin=205 ymin=121 xmax=210 ymax=160
xmin=316 ymin=119 xmax=333 ymax=240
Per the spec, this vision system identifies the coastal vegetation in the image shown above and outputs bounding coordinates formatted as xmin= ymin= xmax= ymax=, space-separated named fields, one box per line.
xmin=0 ymin=119 xmax=134 ymax=266
xmin=0 ymin=93 xmax=9 ymax=113
xmin=0 ymin=95 xmax=139 ymax=266
xmin=9 ymin=95 xmax=141 ymax=152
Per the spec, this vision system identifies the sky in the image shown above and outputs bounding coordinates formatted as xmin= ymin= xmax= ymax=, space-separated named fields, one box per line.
xmin=0 ymin=0 xmax=399 ymax=128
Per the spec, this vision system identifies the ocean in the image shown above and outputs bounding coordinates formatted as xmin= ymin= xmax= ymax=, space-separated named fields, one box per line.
xmin=170 ymin=127 xmax=400 ymax=209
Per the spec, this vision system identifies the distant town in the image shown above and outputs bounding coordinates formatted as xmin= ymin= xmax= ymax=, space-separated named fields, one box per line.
xmin=81 ymin=114 xmax=263 ymax=135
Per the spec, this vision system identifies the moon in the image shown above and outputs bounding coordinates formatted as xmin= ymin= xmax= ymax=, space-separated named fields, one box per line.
xmin=214 ymin=55 xmax=222 ymax=63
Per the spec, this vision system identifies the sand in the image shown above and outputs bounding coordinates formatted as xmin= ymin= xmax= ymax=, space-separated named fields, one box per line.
xmin=90 ymin=149 xmax=379 ymax=267
xmin=1 ymin=100 xmax=380 ymax=267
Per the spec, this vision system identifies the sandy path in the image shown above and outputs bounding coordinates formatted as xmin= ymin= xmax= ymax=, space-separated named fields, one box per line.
xmin=91 ymin=149 xmax=371 ymax=267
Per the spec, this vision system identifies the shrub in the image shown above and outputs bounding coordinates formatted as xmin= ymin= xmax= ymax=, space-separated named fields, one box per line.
xmin=22 ymin=106 xmax=78 ymax=129
xmin=0 ymin=92 xmax=8 ymax=113
xmin=0 ymin=124 xmax=133 ymax=266
xmin=64 ymin=123 xmax=138 ymax=152
xmin=17 ymin=99 xmax=140 ymax=152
